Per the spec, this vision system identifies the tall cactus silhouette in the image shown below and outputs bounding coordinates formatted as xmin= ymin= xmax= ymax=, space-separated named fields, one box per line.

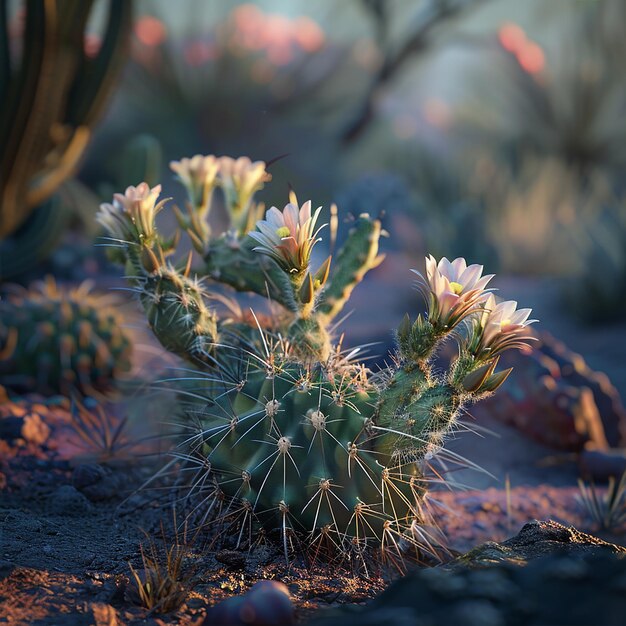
xmin=98 ymin=155 xmax=535 ymax=564
xmin=0 ymin=0 xmax=133 ymax=278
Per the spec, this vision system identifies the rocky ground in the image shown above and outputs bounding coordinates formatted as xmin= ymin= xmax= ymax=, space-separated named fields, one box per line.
xmin=2 ymin=257 xmax=626 ymax=625
xmin=0 ymin=392 xmax=386 ymax=625
xmin=1 ymin=391 xmax=625 ymax=625
xmin=309 ymin=520 xmax=626 ymax=626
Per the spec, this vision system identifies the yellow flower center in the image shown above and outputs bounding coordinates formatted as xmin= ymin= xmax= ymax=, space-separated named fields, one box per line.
xmin=449 ymin=281 xmax=464 ymax=295
xmin=500 ymin=318 xmax=512 ymax=328
xmin=276 ymin=226 xmax=291 ymax=238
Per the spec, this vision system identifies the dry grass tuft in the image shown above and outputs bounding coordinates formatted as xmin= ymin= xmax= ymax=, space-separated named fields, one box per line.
xmin=577 ymin=472 xmax=626 ymax=532
xmin=128 ymin=517 xmax=196 ymax=614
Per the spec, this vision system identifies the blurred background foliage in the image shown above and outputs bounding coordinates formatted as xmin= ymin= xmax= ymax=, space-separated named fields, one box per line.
xmin=2 ymin=0 xmax=626 ymax=325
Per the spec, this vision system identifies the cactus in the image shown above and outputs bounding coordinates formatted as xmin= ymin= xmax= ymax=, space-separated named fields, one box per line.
xmin=0 ymin=0 xmax=133 ymax=278
xmin=98 ymin=156 xmax=535 ymax=563
xmin=0 ymin=277 xmax=132 ymax=396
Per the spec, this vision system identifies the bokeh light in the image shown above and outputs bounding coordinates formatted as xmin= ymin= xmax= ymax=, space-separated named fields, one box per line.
xmin=134 ymin=15 xmax=167 ymax=47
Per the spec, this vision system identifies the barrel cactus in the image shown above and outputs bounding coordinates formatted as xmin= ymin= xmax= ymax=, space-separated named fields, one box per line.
xmin=0 ymin=277 xmax=132 ymax=396
xmin=97 ymin=155 xmax=535 ymax=564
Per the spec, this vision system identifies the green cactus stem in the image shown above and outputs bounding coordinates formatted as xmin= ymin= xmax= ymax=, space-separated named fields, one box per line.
xmin=316 ymin=213 xmax=385 ymax=324
xmin=201 ymin=235 xmax=299 ymax=313
xmin=0 ymin=0 xmax=132 ymax=238
xmin=138 ymin=266 xmax=219 ymax=367
xmin=0 ymin=0 xmax=133 ymax=281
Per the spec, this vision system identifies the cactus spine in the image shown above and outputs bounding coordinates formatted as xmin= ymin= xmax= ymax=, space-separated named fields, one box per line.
xmin=98 ymin=156 xmax=535 ymax=562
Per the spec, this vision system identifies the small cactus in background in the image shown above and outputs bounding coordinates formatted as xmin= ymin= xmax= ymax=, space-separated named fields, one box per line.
xmin=0 ymin=277 xmax=132 ymax=396
xmin=98 ymin=155 xmax=535 ymax=564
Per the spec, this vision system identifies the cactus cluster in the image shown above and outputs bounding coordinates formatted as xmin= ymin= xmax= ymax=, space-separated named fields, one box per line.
xmin=0 ymin=277 xmax=132 ymax=396
xmin=98 ymin=155 xmax=535 ymax=562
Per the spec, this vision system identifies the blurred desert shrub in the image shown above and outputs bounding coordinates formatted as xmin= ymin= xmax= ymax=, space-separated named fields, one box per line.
xmin=472 ymin=157 xmax=610 ymax=277
xmin=83 ymin=0 xmax=491 ymax=225
xmin=563 ymin=198 xmax=626 ymax=323
xmin=82 ymin=0 xmax=382 ymax=206
xmin=366 ymin=0 xmax=626 ymax=321
xmin=77 ymin=0 xmax=626 ymax=323
xmin=457 ymin=1 xmax=626 ymax=176
xmin=457 ymin=0 xmax=626 ymax=320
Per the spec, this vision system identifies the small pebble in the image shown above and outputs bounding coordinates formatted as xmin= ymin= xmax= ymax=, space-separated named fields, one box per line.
xmin=204 ymin=580 xmax=295 ymax=626
xmin=47 ymin=485 xmax=93 ymax=516
xmin=216 ymin=549 xmax=247 ymax=569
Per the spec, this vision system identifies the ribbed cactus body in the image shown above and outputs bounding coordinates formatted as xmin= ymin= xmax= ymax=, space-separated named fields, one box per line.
xmin=195 ymin=362 xmax=426 ymax=539
xmin=0 ymin=279 xmax=132 ymax=395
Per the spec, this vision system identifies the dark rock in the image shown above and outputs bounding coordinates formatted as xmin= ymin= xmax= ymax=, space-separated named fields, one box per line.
xmin=310 ymin=606 xmax=422 ymax=626
xmin=186 ymin=597 xmax=207 ymax=610
xmin=538 ymin=333 xmax=626 ymax=446
xmin=73 ymin=463 xmax=109 ymax=489
xmin=450 ymin=600 xmax=504 ymax=626
xmin=485 ymin=372 xmax=608 ymax=452
xmin=215 ymin=549 xmax=247 ymax=569
xmin=72 ymin=463 xmax=125 ymax=501
xmin=480 ymin=331 xmax=626 ymax=451
xmin=307 ymin=521 xmax=626 ymax=626
xmin=47 ymin=485 xmax=93 ymax=516
xmin=454 ymin=519 xmax=625 ymax=566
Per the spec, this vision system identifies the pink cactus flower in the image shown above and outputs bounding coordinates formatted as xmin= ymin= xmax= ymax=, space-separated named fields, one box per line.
xmin=413 ymin=255 xmax=494 ymax=330
xmin=249 ymin=201 xmax=324 ymax=274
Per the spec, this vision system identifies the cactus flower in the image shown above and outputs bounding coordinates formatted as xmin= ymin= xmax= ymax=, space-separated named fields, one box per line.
xmin=414 ymin=255 xmax=494 ymax=330
xmin=471 ymin=293 xmax=536 ymax=358
xmin=97 ymin=183 xmax=164 ymax=244
xmin=249 ymin=201 xmax=324 ymax=275
xmin=217 ymin=156 xmax=271 ymax=227
xmin=170 ymin=154 xmax=219 ymax=210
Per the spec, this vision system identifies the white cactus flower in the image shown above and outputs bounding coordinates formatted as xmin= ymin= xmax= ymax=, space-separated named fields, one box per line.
xmin=217 ymin=156 xmax=271 ymax=226
xmin=413 ymin=255 xmax=494 ymax=329
xmin=473 ymin=293 xmax=536 ymax=358
xmin=249 ymin=200 xmax=324 ymax=274
xmin=97 ymin=183 xmax=164 ymax=244
xmin=170 ymin=154 xmax=219 ymax=209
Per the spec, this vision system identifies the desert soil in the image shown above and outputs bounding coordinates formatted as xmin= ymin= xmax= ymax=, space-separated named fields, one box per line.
xmin=1 ymin=393 xmax=620 ymax=625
